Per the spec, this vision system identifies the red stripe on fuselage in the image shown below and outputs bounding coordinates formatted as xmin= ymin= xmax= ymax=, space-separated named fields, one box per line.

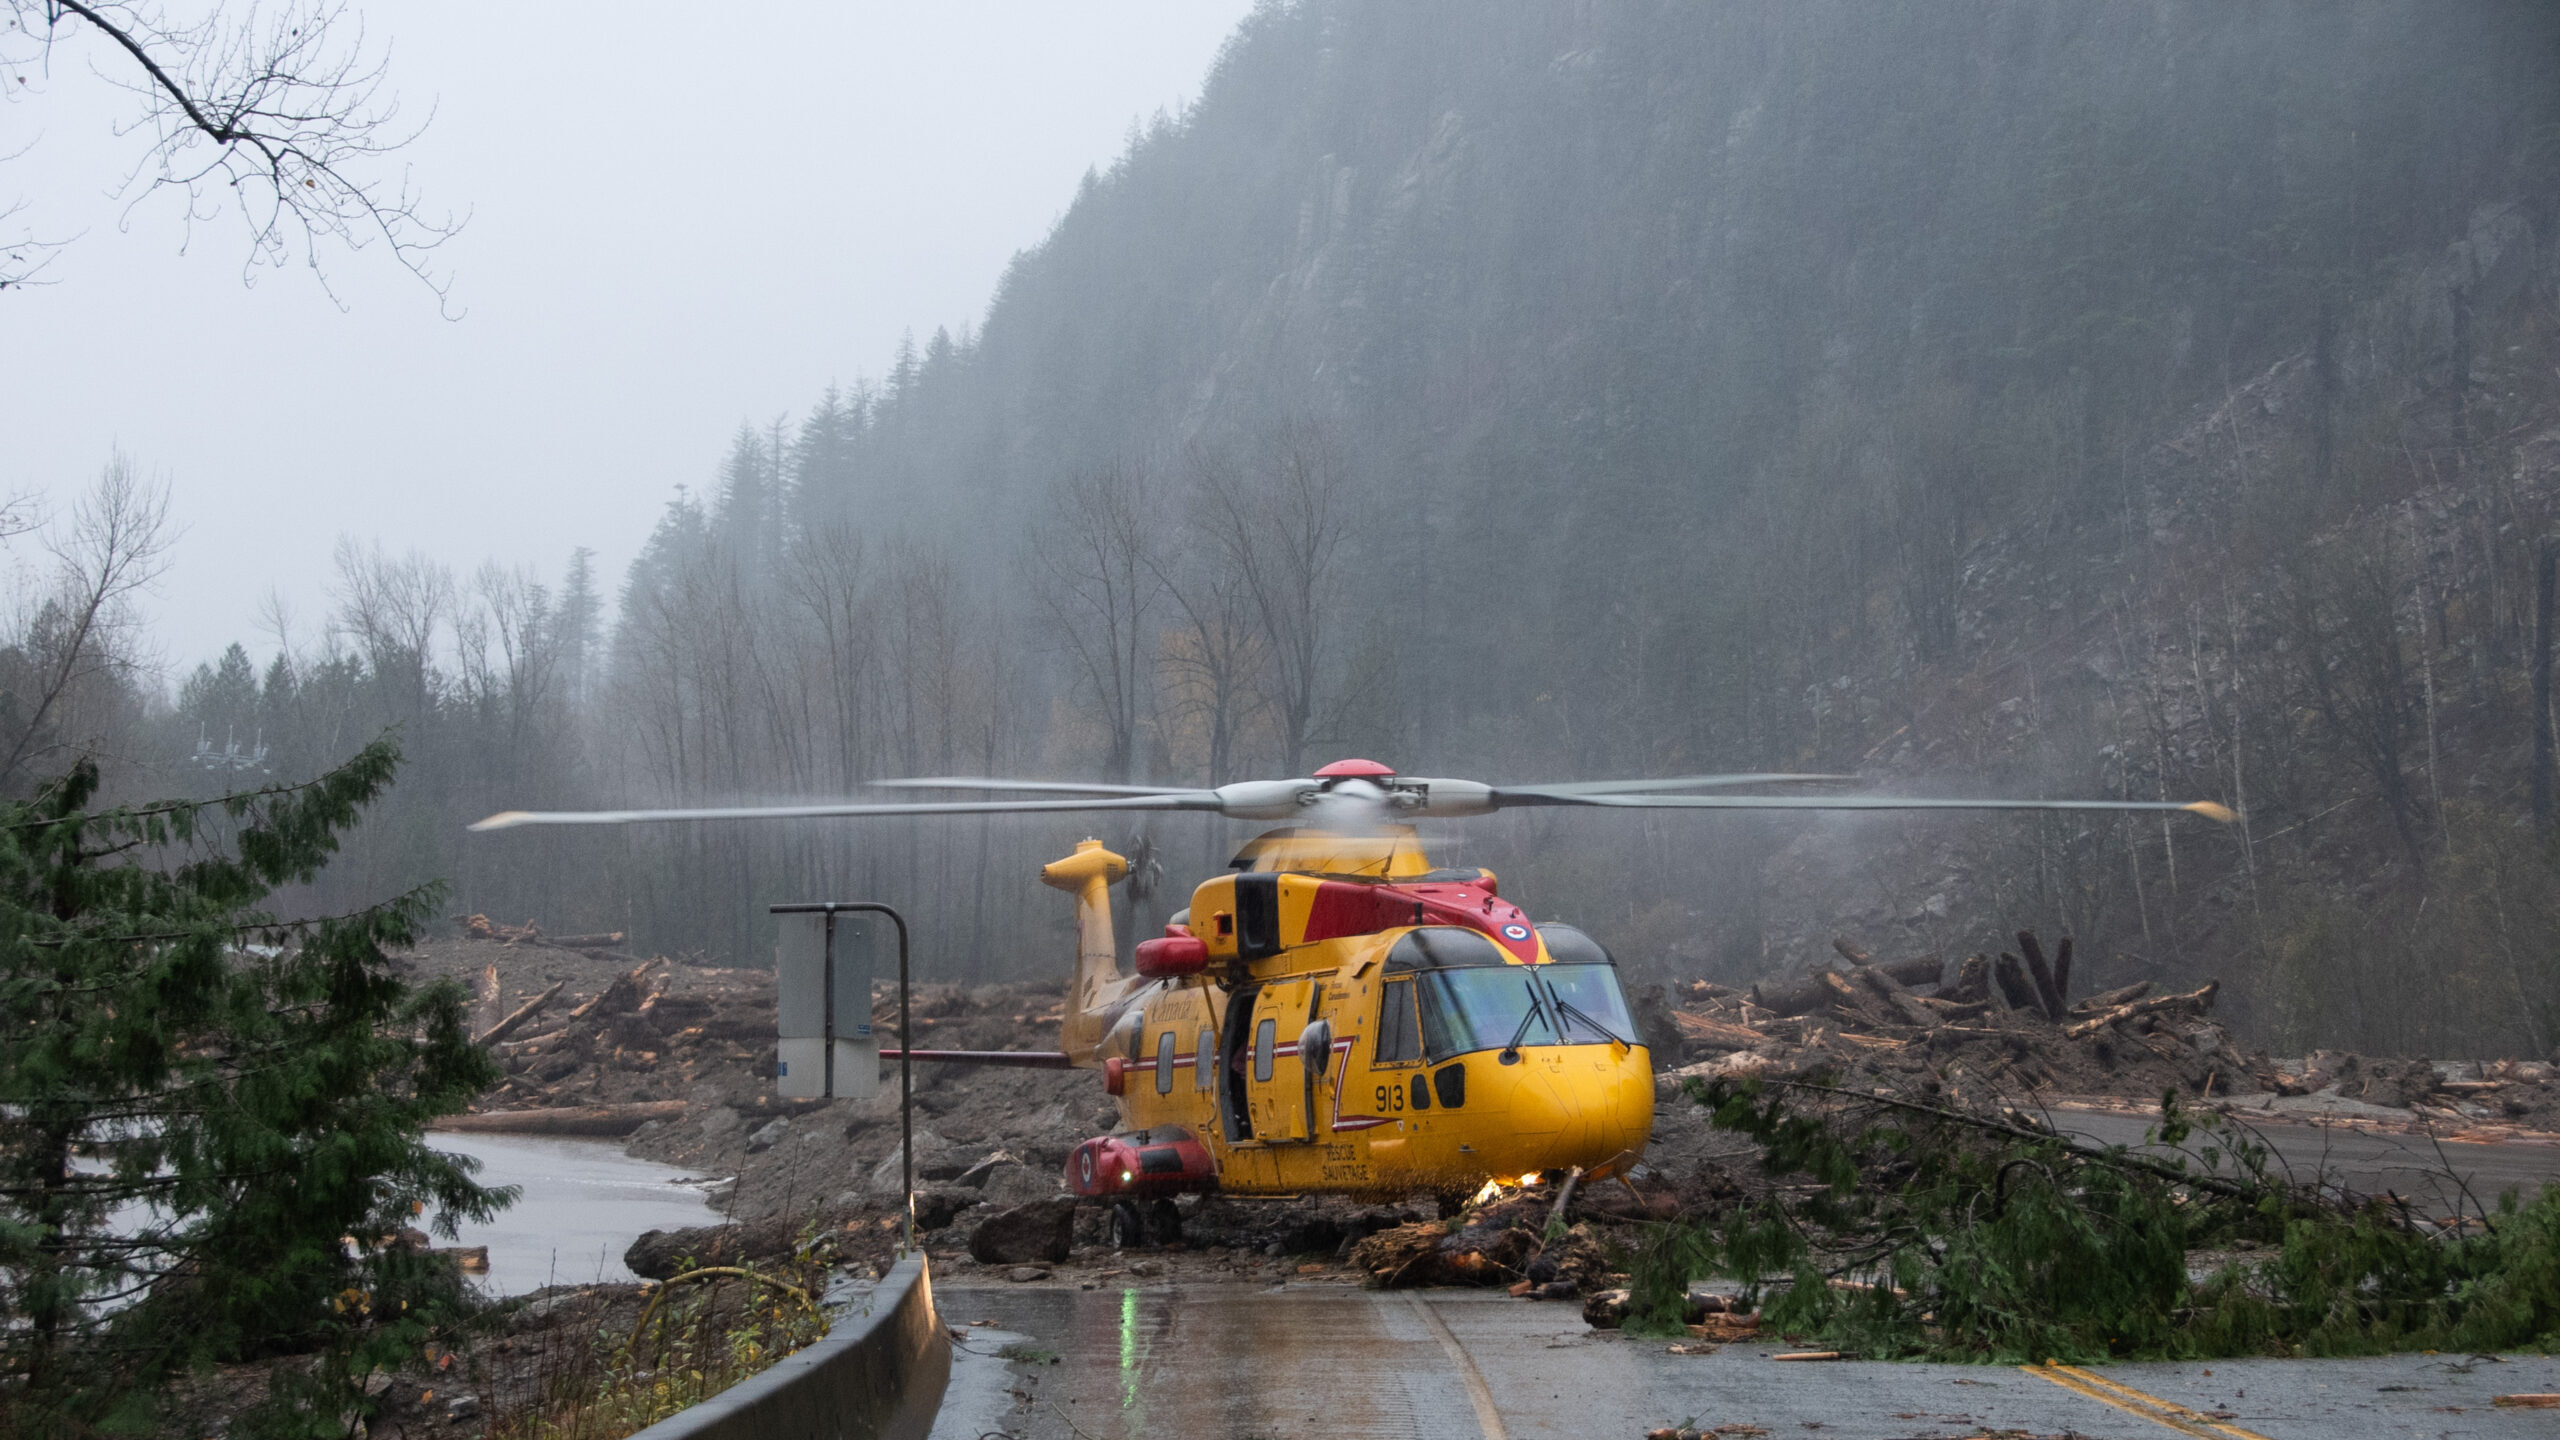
xmin=1299 ymin=878 xmax=1540 ymax=961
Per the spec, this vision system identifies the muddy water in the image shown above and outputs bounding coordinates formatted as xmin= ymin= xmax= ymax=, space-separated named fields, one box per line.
xmin=429 ymin=1134 xmax=722 ymax=1294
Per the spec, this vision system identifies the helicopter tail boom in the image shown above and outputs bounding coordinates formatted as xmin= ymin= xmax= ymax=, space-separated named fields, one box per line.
xmin=1042 ymin=838 xmax=1134 ymax=1065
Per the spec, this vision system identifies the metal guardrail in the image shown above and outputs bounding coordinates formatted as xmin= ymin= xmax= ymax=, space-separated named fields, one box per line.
xmin=624 ymin=1253 xmax=950 ymax=1440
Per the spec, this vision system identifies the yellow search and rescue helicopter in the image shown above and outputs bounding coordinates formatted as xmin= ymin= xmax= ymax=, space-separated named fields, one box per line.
xmin=473 ymin=759 xmax=2229 ymax=1240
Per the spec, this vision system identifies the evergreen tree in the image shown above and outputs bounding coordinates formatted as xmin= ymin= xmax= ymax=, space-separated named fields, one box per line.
xmin=177 ymin=642 xmax=262 ymax=754
xmin=556 ymin=546 xmax=603 ymax=712
xmin=0 ymin=738 xmax=506 ymax=1435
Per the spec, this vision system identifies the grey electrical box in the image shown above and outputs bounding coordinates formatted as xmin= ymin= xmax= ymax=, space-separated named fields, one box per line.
xmin=775 ymin=910 xmax=878 ymax=1099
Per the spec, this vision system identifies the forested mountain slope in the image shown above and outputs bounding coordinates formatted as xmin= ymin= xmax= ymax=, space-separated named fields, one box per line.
xmin=131 ymin=1 xmax=2560 ymax=1054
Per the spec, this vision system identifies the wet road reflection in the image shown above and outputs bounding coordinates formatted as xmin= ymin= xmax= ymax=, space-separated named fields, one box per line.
xmin=931 ymin=1280 xmax=2560 ymax=1439
xmin=938 ymin=1282 xmax=1488 ymax=1439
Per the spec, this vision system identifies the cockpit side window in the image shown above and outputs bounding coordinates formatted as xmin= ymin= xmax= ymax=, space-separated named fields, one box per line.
xmin=1375 ymin=977 xmax=1422 ymax=1064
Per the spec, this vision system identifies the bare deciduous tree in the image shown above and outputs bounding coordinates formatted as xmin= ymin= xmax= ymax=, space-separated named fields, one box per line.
xmin=0 ymin=454 xmax=170 ymax=792
xmin=331 ymin=538 xmax=452 ymax=724
xmin=1195 ymin=422 xmax=1355 ymax=777
xmin=2281 ymin=530 xmax=2429 ymax=874
xmin=1034 ymin=460 xmax=1165 ymax=783
xmin=1 ymin=0 xmax=458 ymax=296
xmin=781 ymin=522 xmax=876 ymax=790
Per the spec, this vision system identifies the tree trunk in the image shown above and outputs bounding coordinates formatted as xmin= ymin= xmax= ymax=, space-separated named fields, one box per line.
xmin=1992 ymin=952 xmax=2041 ymax=1014
xmin=2017 ymin=931 xmax=2067 ymax=1020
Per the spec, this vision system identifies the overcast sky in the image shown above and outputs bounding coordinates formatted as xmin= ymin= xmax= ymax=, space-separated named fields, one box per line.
xmin=2 ymin=1 xmax=1253 ymax=675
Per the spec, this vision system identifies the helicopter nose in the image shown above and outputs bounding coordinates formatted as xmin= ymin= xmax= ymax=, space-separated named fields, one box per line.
xmin=1547 ymin=1048 xmax=1654 ymax=1174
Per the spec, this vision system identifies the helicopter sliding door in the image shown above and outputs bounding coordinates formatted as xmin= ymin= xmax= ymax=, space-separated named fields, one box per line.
xmin=1244 ymin=978 xmax=1319 ymax=1142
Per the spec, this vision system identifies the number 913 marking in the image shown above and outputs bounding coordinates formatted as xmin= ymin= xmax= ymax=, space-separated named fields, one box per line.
xmin=1373 ymin=1084 xmax=1406 ymax=1114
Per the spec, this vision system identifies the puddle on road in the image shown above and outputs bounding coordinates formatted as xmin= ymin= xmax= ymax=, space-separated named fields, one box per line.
xmin=429 ymin=1134 xmax=721 ymax=1294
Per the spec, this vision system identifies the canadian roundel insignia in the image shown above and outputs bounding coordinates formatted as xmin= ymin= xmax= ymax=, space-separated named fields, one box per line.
xmin=1079 ymin=1150 xmax=1094 ymax=1185
xmin=1502 ymin=923 xmax=1531 ymax=941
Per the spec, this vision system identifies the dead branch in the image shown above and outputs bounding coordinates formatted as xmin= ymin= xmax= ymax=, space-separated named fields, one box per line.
xmin=6 ymin=0 xmax=461 ymax=299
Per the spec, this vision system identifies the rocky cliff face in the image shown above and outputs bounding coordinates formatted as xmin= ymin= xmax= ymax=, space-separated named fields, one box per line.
xmin=662 ymin=2 xmax=2560 ymax=1052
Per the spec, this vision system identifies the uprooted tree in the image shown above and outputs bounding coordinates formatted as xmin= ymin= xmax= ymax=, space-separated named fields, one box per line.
xmin=0 ymin=736 xmax=506 ymax=1436
xmin=1621 ymin=1074 xmax=2560 ymax=1361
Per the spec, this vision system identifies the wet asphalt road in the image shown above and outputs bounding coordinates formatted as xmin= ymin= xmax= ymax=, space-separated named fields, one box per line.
xmin=928 ymin=1122 xmax=2560 ymax=1440
xmin=931 ymin=1281 xmax=2560 ymax=1439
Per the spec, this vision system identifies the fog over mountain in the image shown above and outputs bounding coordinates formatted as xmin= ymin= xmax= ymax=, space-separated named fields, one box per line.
xmin=18 ymin=0 xmax=2560 ymax=1058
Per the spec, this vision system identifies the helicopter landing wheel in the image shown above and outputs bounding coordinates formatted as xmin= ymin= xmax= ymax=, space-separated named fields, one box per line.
xmin=1146 ymin=1197 xmax=1183 ymax=1245
xmin=1107 ymin=1199 xmax=1145 ymax=1250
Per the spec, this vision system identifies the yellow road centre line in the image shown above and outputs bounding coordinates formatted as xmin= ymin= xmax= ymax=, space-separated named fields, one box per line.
xmin=1402 ymin=1292 xmax=1510 ymax=1440
xmin=2020 ymin=1362 xmax=2276 ymax=1440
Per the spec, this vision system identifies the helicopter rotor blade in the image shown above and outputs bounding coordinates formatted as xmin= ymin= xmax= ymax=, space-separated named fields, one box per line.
xmin=468 ymin=769 xmax=2235 ymax=832
xmin=1547 ymin=793 xmax=2237 ymax=821
xmin=1493 ymin=773 xmax=1858 ymax=801
xmin=467 ymin=792 xmax=1223 ymax=832
xmin=868 ymin=777 xmax=1204 ymax=797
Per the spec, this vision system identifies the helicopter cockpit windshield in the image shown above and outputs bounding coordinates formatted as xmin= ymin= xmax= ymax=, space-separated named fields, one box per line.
xmin=1382 ymin=925 xmax=1638 ymax=1060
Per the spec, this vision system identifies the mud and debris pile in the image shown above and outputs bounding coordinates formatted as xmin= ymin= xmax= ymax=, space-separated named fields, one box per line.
xmin=1650 ymin=931 xmax=2560 ymax=1139
xmin=394 ymin=918 xmax=2559 ymax=1313
xmin=1658 ymin=932 xmax=2263 ymax=1108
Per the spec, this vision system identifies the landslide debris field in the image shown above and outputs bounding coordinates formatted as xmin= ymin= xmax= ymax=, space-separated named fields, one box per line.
xmin=374 ymin=920 xmax=2560 ymax=1436
xmin=403 ymin=921 xmax=2560 ymax=1280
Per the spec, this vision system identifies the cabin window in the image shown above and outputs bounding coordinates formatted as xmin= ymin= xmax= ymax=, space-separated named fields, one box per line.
xmin=1156 ymin=1030 xmax=1176 ymax=1094
xmin=1417 ymin=967 xmax=1553 ymax=1061
xmin=1196 ymin=1028 xmax=1216 ymax=1089
xmin=1535 ymin=923 xmax=1614 ymax=967
xmin=1254 ymin=1017 xmax=1276 ymax=1082
xmin=1384 ymin=926 xmax=1508 ymax=972
xmin=1375 ymin=977 xmax=1422 ymax=1064
xmin=1542 ymin=964 xmax=1638 ymax=1045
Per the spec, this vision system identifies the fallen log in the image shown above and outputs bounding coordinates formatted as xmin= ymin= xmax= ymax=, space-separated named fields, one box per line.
xmin=2069 ymin=980 xmax=2152 ymax=1015
xmin=431 ymin=1100 xmax=686 ymax=1136
xmin=1819 ymin=970 xmax=1899 ymax=1029
xmin=1913 ymin=995 xmax=1994 ymax=1020
xmin=1671 ymin=1012 xmax=1768 ymax=1050
xmin=1867 ymin=955 xmax=1947 ymax=988
xmin=2063 ymin=981 xmax=2221 ymax=1040
xmin=565 ymin=961 xmax=658 ymax=1024
xmin=472 ymin=980 xmax=566 ymax=1047
xmin=1752 ymin=956 xmax=1942 ymax=1016
xmin=1750 ymin=973 xmax=1837 ymax=1018
xmin=1850 ymin=965 xmax=1933 ymax=1028
xmin=1831 ymin=938 xmax=1869 ymax=965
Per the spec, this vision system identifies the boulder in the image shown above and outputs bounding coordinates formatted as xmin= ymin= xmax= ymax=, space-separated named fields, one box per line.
xmin=968 ymin=1199 xmax=1076 ymax=1265
xmin=625 ymin=1219 xmax=795 ymax=1280
xmin=976 ymin=1162 xmax=1063 ymax=1206
xmin=864 ymin=1130 xmax=969 ymax=1193
xmin=913 ymin=1187 xmax=980 ymax=1233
